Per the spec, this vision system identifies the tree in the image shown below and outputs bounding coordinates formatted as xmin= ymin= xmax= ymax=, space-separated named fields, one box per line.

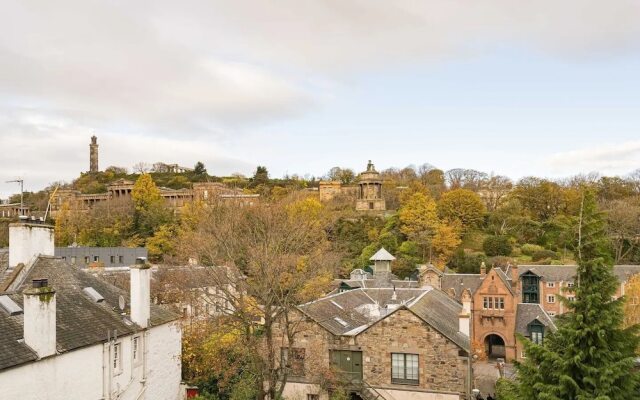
xmin=514 ymin=190 xmax=640 ymax=399
xmin=177 ymin=199 xmax=338 ymax=400
xmin=480 ymin=174 xmax=513 ymax=211
xmin=194 ymin=161 xmax=207 ymax=176
xmin=131 ymin=173 xmax=172 ymax=239
xmin=431 ymin=222 xmax=462 ymax=268
xmin=437 ymin=189 xmax=486 ymax=231
xmin=512 ymin=177 xmax=564 ymax=221
xmin=483 ymin=235 xmax=513 ymax=257
xmin=398 ymin=192 xmax=439 ymax=239
xmin=251 ymin=166 xmax=269 ymax=188
xmin=604 ymin=199 xmax=640 ymax=264
xmin=623 ymin=273 xmax=640 ymax=328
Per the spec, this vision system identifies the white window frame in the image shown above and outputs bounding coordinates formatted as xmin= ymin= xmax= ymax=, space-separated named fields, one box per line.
xmin=113 ymin=342 xmax=122 ymax=375
xmin=132 ymin=335 xmax=142 ymax=365
xmin=391 ymin=353 xmax=419 ymax=385
xmin=546 ymin=282 xmax=555 ymax=288
xmin=547 ymin=295 xmax=555 ymax=303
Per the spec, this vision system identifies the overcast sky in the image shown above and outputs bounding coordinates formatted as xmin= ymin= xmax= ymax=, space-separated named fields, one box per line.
xmin=2 ymin=0 xmax=640 ymax=198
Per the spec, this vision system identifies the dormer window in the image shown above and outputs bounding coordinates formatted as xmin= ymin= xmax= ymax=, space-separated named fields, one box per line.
xmin=528 ymin=320 xmax=545 ymax=344
xmin=522 ymin=272 xmax=540 ymax=304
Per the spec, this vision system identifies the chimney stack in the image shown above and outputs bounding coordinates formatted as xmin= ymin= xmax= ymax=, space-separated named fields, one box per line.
xmin=9 ymin=219 xmax=54 ymax=268
xmin=510 ymin=263 xmax=519 ymax=292
xmin=23 ymin=279 xmax=56 ymax=358
xmin=458 ymin=289 xmax=472 ymax=337
xmin=130 ymin=257 xmax=151 ymax=328
xmin=480 ymin=262 xmax=487 ymax=277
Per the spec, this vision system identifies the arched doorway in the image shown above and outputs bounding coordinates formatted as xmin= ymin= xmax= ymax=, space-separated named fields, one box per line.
xmin=484 ymin=334 xmax=506 ymax=359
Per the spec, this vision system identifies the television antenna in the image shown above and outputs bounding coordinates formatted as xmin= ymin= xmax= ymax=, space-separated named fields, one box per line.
xmin=6 ymin=179 xmax=24 ymax=215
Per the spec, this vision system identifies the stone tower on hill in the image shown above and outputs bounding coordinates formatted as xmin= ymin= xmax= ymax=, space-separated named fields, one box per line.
xmin=355 ymin=160 xmax=386 ymax=211
xmin=89 ymin=135 xmax=99 ymax=173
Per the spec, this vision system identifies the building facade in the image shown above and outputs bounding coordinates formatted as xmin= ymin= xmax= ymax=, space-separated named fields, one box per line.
xmin=0 ymin=220 xmax=182 ymax=400
xmin=318 ymin=161 xmax=386 ymax=212
xmin=55 ymin=246 xmax=148 ymax=268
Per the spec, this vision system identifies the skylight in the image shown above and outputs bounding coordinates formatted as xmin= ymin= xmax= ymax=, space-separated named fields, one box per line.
xmin=0 ymin=295 xmax=23 ymax=316
xmin=334 ymin=317 xmax=349 ymax=327
xmin=82 ymin=287 xmax=105 ymax=303
xmin=330 ymin=300 xmax=344 ymax=310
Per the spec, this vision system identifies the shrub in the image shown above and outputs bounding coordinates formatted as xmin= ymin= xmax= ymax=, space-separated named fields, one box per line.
xmin=448 ymin=249 xmax=487 ymax=274
xmin=483 ymin=235 xmax=513 ymax=256
xmin=521 ymin=243 xmax=545 ymax=256
xmin=532 ymin=249 xmax=558 ymax=262
xmin=487 ymin=256 xmax=517 ymax=269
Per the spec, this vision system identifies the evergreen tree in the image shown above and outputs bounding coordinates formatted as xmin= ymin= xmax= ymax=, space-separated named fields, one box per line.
xmin=514 ymin=190 xmax=640 ymax=400
xmin=194 ymin=161 xmax=207 ymax=176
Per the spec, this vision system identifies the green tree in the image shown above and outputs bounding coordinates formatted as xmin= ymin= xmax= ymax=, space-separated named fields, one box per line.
xmin=194 ymin=161 xmax=207 ymax=176
xmin=482 ymin=235 xmax=513 ymax=257
xmin=251 ymin=166 xmax=269 ymax=187
xmin=514 ymin=190 xmax=640 ymax=399
xmin=437 ymin=188 xmax=486 ymax=231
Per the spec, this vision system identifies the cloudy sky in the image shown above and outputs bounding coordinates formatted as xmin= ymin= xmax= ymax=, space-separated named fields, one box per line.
xmin=1 ymin=0 xmax=640 ymax=197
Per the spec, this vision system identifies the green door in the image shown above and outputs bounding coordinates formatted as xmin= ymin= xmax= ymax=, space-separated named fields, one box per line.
xmin=330 ymin=350 xmax=363 ymax=382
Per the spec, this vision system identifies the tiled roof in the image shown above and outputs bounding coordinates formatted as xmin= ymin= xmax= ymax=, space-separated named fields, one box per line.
xmin=440 ymin=274 xmax=484 ymax=301
xmin=515 ymin=303 xmax=556 ymax=337
xmin=338 ymin=278 xmax=420 ymax=290
xmin=0 ymin=256 xmax=179 ymax=371
xmin=519 ymin=264 xmax=640 ymax=283
xmin=369 ymin=248 xmax=396 ymax=261
xmin=298 ymin=287 xmax=469 ymax=351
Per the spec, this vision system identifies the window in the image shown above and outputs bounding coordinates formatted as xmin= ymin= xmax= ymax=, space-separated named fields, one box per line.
xmin=567 ymin=282 xmax=574 ymax=288
xmin=369 ymin=202 xmax=374 ymax=210
xmin=110 ymin=255 xmax=115 ymax=264
xmin=84 ymin=256 xmax=90 ymax=264
xmin=547 ymin=295 xmax=555 ymax=303
xmin=528 ymin=321 xmax=544 ymax=345
xmin=483 ymin=296 xmax=504 ymax=310
xmin=113 ymin=342 xmax=122 ymax=374
xmin=391 ymin=353 xmax=419 ymax=385
xmin=547 ymin=282 xmax=555 ymax=288
xmin=548 ymin=311 xmax=556 ymax=317
xmin=567 ymin=296 xmax=575 ymax=302
xmin=307 ymin=395 xmax=319 ymax=400
xmin=281 ymin=347 xmax=305 ymax=377
xmin=93 ymin=255 xmax=99 ymax=262
xmin=522 ymin=273 xmax=540 ymax=304
xmin=70 ymin=256 xmax=76 ymax=265
xmin=133 ymin=336 xmax=141 ymax=363
xmin=119 ymin=255 xmax=124 ymax=263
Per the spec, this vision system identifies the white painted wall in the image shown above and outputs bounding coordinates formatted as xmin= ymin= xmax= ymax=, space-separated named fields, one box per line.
xmin=0 ymin=323 xmax=182 ymax=400
xmin=8 ymin=223 xmax=54 ymax=268
xmin=23 ymin=290 xmax=56 ymax=358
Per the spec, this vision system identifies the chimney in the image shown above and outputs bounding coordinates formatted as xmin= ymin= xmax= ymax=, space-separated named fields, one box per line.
xmin=480 ymin=262 xmax=487 ymax=277
xmin=459 ymin=289 xmax=472 ymax=337
xmin=130 ymin=257 xmax=151 ymax=328
xmin=9 ymin=219 xmax=55 ymax=268
xmin=23 ymin=279 xmax=56 ymax=358
xmin=510 ymin=263 xmax=519 ymax=292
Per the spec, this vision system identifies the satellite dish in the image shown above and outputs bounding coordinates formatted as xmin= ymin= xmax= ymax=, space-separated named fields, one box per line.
xmin=118 ymin=295 xmax=126 ymax=311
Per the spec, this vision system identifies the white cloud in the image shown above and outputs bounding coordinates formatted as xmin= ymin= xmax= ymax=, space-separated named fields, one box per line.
xmin=546 ymin=140 xmax=640 ymax=175
xmin=1 ymin=0 xmax=640 ymax=196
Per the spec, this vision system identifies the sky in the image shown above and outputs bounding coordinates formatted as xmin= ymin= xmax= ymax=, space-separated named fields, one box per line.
xmin=1 ymin=0 xmax=640 ymax=198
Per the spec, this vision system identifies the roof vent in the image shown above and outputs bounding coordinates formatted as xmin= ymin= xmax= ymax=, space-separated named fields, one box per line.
xmin=0 ymin=295 xmax=23 ymax=316
xmin=135 ymin=257 xmax=147 ymax=265
xmin=32 ymin=278 xmax=48 ymax=288
xmin=82 ymin=287 xmax=105 ymax=303
xmin=330 ymin=300 xmax=344 ymax=310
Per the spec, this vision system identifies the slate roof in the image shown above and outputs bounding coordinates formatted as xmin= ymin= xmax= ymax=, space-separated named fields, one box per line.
xmin=0 ymin=256 xmax=179 ymax=371
xmin=519 ymin=264 xmax=640 ymax=283
xmin=0 ymin=248 xmax=8 ymax=275
xmin=440 ymin=274 xmax=484 ymax=301
xmin=370 ymin=248 xmax=396 ymax=261
xmin=515 ymin=303 xmax=556 ymax=337
xmin=298 ymin=287 xmax=469 ymax=351
xmin=338 ymin=278 xmax=420 ymax=290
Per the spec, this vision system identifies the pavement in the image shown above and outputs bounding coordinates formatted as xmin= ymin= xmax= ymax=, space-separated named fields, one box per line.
xmin=472 ymin=360 xmax=515 ymax=397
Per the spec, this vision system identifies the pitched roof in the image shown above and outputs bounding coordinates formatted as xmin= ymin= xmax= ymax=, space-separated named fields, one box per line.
xmin=440 ymin=274 xmax=484 ymax=301
xmin=298 ymin=287 xmax=469 ymax=351
xmin=515 ymin=303 xmax=556 ymax=336
xmin=369 ymin=248 xmax=396 ymax=261
xmin=0 ymin=256 xmax=179 ymax=371
xmin=519 ymin=264 xmax=640 ymax=283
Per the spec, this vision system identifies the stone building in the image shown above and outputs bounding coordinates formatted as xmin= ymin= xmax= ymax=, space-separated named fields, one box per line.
xmin=50 ymin=180 xmax=258 ymax=218
xmin=318 ymin=161 xmax=386 ymax=212
xmin=417 ymin=262 xmax=640 ymax=361
xmin=0 ymin=219 xmax=182 ymax=399
xmin=275 ymin=248 xmax=472 ymax=400
xmin=89 ymin=135 xmax=99 ymax=173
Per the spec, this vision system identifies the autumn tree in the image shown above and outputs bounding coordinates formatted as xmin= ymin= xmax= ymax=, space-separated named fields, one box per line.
xmin=624 ymin=273 xmax=640 ymax=328
xmin=604 ymin=199 xmax=640 ymax=264
xmin=437 ymin=188 xmax=486 ymax=231
xmin=131 ymin=173 xmax=173 ymax=240
xmin=177 ymin=198 xmax=338 ymax=400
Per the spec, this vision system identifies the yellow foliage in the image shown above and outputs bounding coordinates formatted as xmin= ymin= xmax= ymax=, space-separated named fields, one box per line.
xmin=398 ymin=192 xmax=439 ymax=239
xmin=624 ymin=273 xmax=640 ymax=327
xmin=432 ymin=222 xmax=462 ymax=269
